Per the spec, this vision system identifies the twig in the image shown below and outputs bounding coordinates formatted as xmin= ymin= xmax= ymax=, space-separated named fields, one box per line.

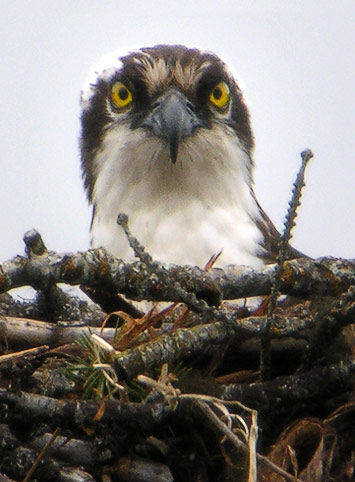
xmin=221 ymin=357 xmax=355 ymax=413
xmin=117 ymin=213 xmax=215 ymax=312
xmin=190 ymin=399 xmax=304 ymax=481
xmin=0 ymin=389 xmax=175 ymax=429
xmin=248 ymin=407 xmax=258 ymax=482
xmin=117 ymin=213 xmax=154 ymax=266
xmin=137 ymin=372 xmax=259 ymax=482
xmin=22 ymin=427 xmax=61 ymax=482
xmin=0 ymin=316 xmax=118 ymax=347
xmin=0 ymin=345 xmax=49 ymax=363
xmin=2 ymin=282 xmax=353 ymax=358
xmin=1 ymin=355 xmax=354 ymax=436
xmin=114 ymin=286 xmax=353 ymax=381
xmin=300 ymin=286 xmax=355 ymax=370
xmin=260 ymin=149 xmax=314 ymax=380
xmin=23 ymin=229 xmax=48 ymax=258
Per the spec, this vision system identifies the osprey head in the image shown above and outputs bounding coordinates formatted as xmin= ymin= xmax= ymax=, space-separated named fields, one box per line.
xmin=80 ymin=45 xmax=254 ymax=202
xmin=79 ymin=45 xmax=303 ymax=267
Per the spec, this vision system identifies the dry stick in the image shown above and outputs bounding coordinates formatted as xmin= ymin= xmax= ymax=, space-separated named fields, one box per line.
xmin=137 ymin=371 xmax=300 ymax=482
xmin=22 ymin=427 xmax=61 ymax=482
xmin=260 ymin=149 xmax=314 ymax=381
xmin=301 ymin=284 xmax=355 ymax=370
xmin=0 ymin=345 xmax=49 ymax=363
xmin=23 ymin=229 xmax=48 ymax=257
xmin=193 ymin=400 xmax=305 ymax=482
xmin=116 ymin=213 xmax=239 ymax=331
xmin=248 ymin=408 xmax=258 ymax=482
xmin=117 ymin=213 xmax=209 ymax=313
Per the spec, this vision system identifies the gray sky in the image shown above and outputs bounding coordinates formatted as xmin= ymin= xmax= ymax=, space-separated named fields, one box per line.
xmin=1 ymin=0 xmax=354 ymax=262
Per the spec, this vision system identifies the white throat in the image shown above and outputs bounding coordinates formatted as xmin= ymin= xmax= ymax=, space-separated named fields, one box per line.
xmin=90 ymin=124 xmax=265 ymax=268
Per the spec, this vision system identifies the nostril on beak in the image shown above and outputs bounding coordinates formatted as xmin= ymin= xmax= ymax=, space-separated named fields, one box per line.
xmin=186 ymin=101 xmax=194 ymax=112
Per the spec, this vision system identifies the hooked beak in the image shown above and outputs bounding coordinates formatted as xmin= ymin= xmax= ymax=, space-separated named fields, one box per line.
xmin=140 ymin=90 xmax=202 ymax=163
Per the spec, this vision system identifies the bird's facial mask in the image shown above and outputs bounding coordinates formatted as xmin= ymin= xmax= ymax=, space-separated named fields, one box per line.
xmin=80 ymin=45 xmax=255 ymax=209
xmin=139 ymin=89 xmax=203 ymax=163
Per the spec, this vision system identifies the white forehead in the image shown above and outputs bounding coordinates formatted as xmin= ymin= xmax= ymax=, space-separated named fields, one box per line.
xmin=81 ymin=48 xmax=131 ymax=110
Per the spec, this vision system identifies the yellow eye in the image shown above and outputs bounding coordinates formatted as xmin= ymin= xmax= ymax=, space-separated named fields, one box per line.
xmin=111 ymin=81 xmax=133 ymax=109
xmin=209 ymin=81 xmax=230 ymax=109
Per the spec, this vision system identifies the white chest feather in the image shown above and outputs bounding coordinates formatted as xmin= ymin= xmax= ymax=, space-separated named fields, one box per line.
xmin=90 ymin=125 xmax=265 ymax=269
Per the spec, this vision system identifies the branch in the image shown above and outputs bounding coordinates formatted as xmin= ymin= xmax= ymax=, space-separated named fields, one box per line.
xmin=1 ymin=281 xmax=353 ymax=367
xmin=0 ymin=388 xmax=174 ymax=429
xmin=221 ymin=357 xmax=355 ymax=413
xmin=0 ymin=316 xmax=118 ymax=348
xmin=113 ymin=287 xmax=353 ymax=380
xmin=1 ymin=247 xmax=352 ymax=306
xmin=260 ymin=149 xmax=313 ymax=380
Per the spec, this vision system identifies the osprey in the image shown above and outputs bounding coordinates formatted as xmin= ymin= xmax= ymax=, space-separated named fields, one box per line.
xmin=80 ymin=45 xmax=301 ymax=268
